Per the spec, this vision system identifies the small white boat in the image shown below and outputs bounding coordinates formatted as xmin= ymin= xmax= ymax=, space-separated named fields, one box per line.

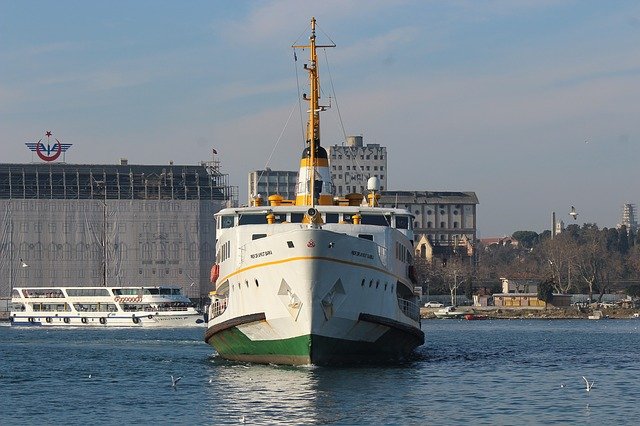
xmin=434 ymin=306 xmax=466 ymax=319
xmin=10 ymin=286 xmax=204 ymax=327
xmin=588 ymin=310 xmax=604 ymax=320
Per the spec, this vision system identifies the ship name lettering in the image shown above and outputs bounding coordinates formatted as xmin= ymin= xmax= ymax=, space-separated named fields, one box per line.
xmin=251 ymin=250 xmax=273 ymax=259
xmin=351 ymin=250 xmax=373 ymax=259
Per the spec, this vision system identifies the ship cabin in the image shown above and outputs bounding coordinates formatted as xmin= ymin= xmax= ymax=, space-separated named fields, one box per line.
xmin=216 ymin=205 xmax=414 ymax=236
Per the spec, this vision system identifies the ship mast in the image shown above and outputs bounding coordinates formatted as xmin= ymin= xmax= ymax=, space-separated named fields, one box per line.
xmin=293 ymin=17 xmax=335 ymax=206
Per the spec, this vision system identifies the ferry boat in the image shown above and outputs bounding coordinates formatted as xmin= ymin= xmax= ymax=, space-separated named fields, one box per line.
xmin=10 ymin=286 xmax=204 ymax=327
xmin=204 ymin=18 xmax=424 ymax=365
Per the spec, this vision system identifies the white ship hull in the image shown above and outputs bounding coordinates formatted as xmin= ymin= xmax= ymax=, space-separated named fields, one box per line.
xmin=205 ymin=226 xmax=424 ymax=364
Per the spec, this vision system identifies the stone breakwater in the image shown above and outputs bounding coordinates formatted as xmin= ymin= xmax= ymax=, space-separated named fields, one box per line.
xmin=420 ymin=307 xmax=640 ymax=320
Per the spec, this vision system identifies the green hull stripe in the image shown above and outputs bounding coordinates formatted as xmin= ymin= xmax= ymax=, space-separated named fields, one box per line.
xmin=206 ymin=325 xmax=423 ymax=365
xmin=207 ymin=327 xmax=312 ymax=364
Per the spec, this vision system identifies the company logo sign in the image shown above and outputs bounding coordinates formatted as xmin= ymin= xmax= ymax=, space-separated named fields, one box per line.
xmin=25 ymin=131 xmax=73 ymax=162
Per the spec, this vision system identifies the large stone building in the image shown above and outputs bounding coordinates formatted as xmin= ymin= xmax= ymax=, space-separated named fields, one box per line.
xmin=378 ymin=190 xmax=478 ymax=263
xmin=247 ymin=170 xmax=298 ymax=204
xmin=329 ymin=136 xmax=387 ymax=196
xmin=0 ymin=159 xmax=235 ymax=302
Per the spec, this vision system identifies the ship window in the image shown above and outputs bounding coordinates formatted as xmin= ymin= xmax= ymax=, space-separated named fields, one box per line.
xmin=238 ymin=215 xmax=268 ymax=225
xmin=358 ymin=234 xmax=373 ymax=241
xmin=325 ymin=213 xmax=339 ymax=223
xmin=361 ymin=215 xmax=390 ymax=226
xmin=255 ymin=279 xmax=259 ymax=287
xmin=252 ymin=234 xmax=267 ymax=240
xmin=361 ymin=279 xmax=365 ymax=287
xmin=395 ymin=216 xmax=409 ymax=229
xmin=376 ymin=281 xmax=379 ymax=288
xmin=290 ymin=213 xmax=304 ymax=223
xmin=287 ymin=241 xmax=295 ymax=248
xmin=369 ymin=280 xmax=373 ymax=287
xmin=221 ymin=216 xmax=234 ymax=228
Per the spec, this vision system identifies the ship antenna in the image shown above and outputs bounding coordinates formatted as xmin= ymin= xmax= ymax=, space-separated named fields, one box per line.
xmin=292 ymin=17 xmax=335 ymax=206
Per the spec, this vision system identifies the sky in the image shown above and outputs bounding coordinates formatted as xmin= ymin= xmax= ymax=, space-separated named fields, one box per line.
xmin=2 ymin=0 xmax=640 ymax=237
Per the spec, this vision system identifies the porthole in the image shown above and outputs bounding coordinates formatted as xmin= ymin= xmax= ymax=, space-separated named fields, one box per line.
xmin=376 ymin=280 xmax=379 ymax=289
xmin=361 ymin=279 xmax=365 ymax=287
xmin=369 ymin=280 xmax=373 ymax=288
xmin=245 ymin=280 xmax=249 ymax=288
xmin=384 ymin=283 xmax=388 ymax=291
xmin=255 ymin=279 xmax=259 ymax=287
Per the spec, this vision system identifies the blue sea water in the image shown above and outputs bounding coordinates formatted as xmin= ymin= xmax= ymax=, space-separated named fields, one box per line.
xmin=1 ymin=319 xmax=639 ymax=425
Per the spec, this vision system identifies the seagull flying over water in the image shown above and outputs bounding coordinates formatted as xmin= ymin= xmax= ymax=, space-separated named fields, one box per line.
xmin=569 ymin=206 xmax=578 ymax=220
xmin=171 ymin=375 xmax=182 ymax=388
xmin=582 ymin=376 xmax=595 ymax=392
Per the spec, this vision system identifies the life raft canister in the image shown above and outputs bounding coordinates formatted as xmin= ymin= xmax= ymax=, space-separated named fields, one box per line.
xmin=210 ymin=264 xmax=220 ymax=284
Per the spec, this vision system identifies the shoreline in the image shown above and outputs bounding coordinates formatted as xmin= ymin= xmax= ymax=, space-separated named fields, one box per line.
xmin=420 ymin=306 xmax=640 ymax=320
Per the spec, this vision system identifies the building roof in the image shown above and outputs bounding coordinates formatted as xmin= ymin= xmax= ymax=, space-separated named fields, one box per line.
xmin=0 ymin=162 xmax=231 ymax=201
xmin=378 ymin=190 xmax=479 ymax=205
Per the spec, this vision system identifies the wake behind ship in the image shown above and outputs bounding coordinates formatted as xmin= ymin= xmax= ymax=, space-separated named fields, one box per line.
xmin=204 ymin=18 xmax=424 ymax=365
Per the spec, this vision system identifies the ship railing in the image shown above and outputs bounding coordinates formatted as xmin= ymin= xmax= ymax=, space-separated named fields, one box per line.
xmin=211 ymin=298 xmax=228 ymax=319
xmin=397 ymin=297 xmax=420 ymax=322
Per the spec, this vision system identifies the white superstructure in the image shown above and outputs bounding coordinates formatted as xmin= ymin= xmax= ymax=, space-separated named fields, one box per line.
xmin=10 ymin=286 xmax=204 ymax=327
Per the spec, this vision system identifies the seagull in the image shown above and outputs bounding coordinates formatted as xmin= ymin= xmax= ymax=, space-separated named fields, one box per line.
xmin=582 ymin=376 xmax=595 ymax=392
xmin=88 ymin=374 xmax=92 ymax=379
xmin=208 ymin=378 xmax=213 ymax=384
xmin=560 ymin=383 xmax=565 ymax=388
xmin=569 ymin=206 xmax=578 ymax=220
xmin=20 ymin=259 xmax=28 ymax=268
xmin=171 ymin=375 xmax=182 ymax=388
xmin=240 ymin=416 xmax=246 ymax=424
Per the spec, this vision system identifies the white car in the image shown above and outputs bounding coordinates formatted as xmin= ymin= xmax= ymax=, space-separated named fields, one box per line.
xmin=424 ymin=301 xmax=444 ymax=308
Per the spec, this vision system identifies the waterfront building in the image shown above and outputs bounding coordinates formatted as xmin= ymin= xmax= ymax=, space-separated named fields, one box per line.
xmin=247 ymin=170 xmax=298 ymax=204
xmin=329 ymin=136 xmax=387 ymax=196
xmin=0 ymin=158 xmax=235 ymax=301
xmin=378 ymin=190 xmax=478 ymax=264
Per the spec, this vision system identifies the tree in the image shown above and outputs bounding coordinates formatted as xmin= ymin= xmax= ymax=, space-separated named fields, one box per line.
xmin=625 ymin=284 xmax=640 ymax=299
xmin=575 ymin=227 xmax=607 ymax=302
xmin=538 ymin=234 xmax=578 ymax=294
xmin=512 ymin=231 xmax=539 ymax=248
xmin=537 ymin=278 xmax=554 ymax=309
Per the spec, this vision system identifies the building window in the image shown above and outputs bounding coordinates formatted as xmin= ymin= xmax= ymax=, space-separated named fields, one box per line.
xmin=380 ymin=186 xmax=384 ymax=190
xmin=427 ymin=221 xmax=432 ymax=228
xmin=453 ymin=222 xmax=459 ymax=228
xmin=380 ymin=175 xmax=384 ymax=180
xmin=366 ymin=155 xmax=370 ymax=159
xmin=381 ymin=166 xmax=384 ymax=171
xmin=338 ymin=165 xmax=342 ymax=170
xmin=374 ymin=166 xmax=378 ymax=170
xmin=338 ymin=155 xmax=342 ymax=159
xmin=440 ymin=221 xmax=446 ymax=228
xmin=374 ymin=155 xmax=378 ymax=160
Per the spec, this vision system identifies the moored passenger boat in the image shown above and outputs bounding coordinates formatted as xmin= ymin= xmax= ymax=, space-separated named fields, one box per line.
xmin=204 ymin=18 xmax=424 ymax=365
xmin=10 ymin=286 xmax=204 ymax=327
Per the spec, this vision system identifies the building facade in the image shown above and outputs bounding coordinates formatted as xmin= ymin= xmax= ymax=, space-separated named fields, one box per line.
xmin=329 ymin=136 xmax=387 ymax=197
xmin=379 ymin=190 xmax=478 ymax=263
xmin=247 ymin=170 xmax=298 ymax=204
xmin=0 ymin=160 xmax=234 ymax=300
xmin=617 ymin=203 xmax=638 ymax=233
